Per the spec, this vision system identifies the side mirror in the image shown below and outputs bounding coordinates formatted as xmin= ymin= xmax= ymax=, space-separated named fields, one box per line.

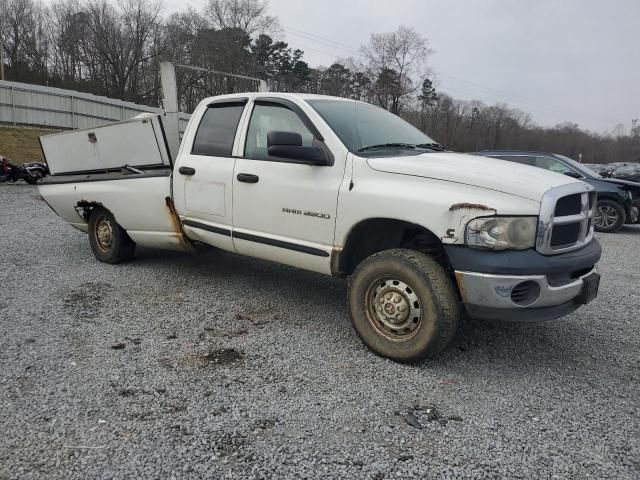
xmin=267 ymin=130 xmax=330 ymax=166
xmin=564 ymin=171 xmax=582 ymax=179
xmin=267 ymin=131 xmax=302 ymax=147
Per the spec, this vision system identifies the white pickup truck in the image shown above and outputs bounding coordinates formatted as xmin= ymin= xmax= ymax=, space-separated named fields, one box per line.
xmin=38 ymin=93 xmax=602 ymax=362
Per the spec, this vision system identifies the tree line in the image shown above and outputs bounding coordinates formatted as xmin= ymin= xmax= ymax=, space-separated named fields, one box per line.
xmin=1 ymin=0 xmax=638 ymax=163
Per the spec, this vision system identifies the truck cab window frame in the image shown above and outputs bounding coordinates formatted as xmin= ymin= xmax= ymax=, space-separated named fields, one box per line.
xmin=243 ymin=99 xmax=333 ymax=165
xmin=191 ymin=100 xmax=247 ymax=157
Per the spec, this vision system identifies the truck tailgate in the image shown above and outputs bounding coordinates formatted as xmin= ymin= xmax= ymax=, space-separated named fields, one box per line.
xmin=40 ymin=115 xmax=171 ymax=175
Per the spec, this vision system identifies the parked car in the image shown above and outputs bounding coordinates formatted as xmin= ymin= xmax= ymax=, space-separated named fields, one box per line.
xmin=584 ymin=163 xmax=615 ymax=178
xmin=612 ymin=164 xmax=640 ymax=183
xmin=475 ymin=151 xmax=640 ymax=233
xmin=596 ymin=164 xmax=617 ymax=178
xmin=38 ymin=94 xmax=602 ymax=362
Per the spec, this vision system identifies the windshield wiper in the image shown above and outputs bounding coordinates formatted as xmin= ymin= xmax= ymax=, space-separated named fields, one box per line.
xmin=357 ymin=143 xmax=417 ymax=152
xmin=415 ymin=142 xmax=446 ymax=151
xmin=357 ymin=142 xmax=446 ymax=153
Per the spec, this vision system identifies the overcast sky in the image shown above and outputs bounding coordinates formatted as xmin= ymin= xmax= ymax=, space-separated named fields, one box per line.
xmin=174 ymin=0 xmax=639 ymax=134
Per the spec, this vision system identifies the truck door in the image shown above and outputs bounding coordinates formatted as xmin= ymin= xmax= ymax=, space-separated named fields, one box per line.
xmin=173 ymin=99 xmax=247 ymax=251
xmin=232 ymin=98 xmax=344 ymax=274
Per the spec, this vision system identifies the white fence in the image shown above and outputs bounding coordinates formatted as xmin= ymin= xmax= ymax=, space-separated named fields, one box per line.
xmin=0 ymin=80 xmax=190 ymax=133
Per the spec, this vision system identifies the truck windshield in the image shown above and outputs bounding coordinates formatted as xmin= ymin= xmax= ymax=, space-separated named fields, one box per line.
xmin=306 ymin=99 xmax=440 ymax=156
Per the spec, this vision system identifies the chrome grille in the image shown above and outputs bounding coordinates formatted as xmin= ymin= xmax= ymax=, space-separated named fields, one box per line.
xmin=536 ymin=183 xmax=596 ymax=255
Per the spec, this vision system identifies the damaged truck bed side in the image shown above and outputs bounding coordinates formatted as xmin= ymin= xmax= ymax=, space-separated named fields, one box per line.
xmin=38 ymin=93 xmax=602 ymax=362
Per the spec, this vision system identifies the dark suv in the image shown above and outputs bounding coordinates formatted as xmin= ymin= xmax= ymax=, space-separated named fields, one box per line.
xmin=475 ymin=151 xmax=640 ymax=233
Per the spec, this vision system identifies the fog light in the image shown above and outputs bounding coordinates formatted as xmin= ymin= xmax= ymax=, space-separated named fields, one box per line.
xmin=510 ymin=281 xmax=541 ymax=306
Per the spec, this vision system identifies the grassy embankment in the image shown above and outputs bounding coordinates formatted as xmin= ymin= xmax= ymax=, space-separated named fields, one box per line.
xmin=0 ymin=126 xmax=60 ymax=164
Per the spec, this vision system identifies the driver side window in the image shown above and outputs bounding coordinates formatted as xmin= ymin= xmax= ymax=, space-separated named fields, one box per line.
xmin=244 ymin=103 xmax=314 ymax=160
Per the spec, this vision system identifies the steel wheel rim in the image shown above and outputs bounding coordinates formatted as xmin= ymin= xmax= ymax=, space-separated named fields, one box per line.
xmin=365 ymin=277 xmax=422 ymax=342
xmin=595 ymin=205 xmax=618 ymax=229
xmin=95 ymin=216 xmax=113 ymax=252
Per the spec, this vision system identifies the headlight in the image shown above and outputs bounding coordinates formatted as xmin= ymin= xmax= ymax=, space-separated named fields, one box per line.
xmin=466 ymin=216 xmax=537 ymax=250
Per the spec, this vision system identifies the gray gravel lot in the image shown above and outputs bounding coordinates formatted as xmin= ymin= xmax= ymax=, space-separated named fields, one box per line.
xmin=1 ymin=183 xmax=639 ymax=479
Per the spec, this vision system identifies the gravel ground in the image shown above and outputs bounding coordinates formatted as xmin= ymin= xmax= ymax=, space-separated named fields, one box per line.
xmin=1 ymin=183 xmax=639 ymax=479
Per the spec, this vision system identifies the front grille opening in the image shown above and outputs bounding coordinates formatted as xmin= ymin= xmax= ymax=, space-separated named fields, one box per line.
xmin=571 ymin=266 xmax=593 ymax=279
xmin=555 ymin=194 xmax=582 ymax=216
xmin=510 ymin=281 xmax=541 ymax=306
xmin=547 ymin=266 xmax=595 ymax=286
xmin=550 ymin=223 xmax=581 ymax=247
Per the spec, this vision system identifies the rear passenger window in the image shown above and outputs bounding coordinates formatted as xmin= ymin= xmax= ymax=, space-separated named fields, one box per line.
xmin=192 ymin=103 xmax=245 ymax=156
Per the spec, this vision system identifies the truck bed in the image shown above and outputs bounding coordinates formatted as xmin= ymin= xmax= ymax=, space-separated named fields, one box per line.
xmin=39 ymin=168 xmax=190 ymax=252
xmin=38 ymin=115 xmax=190 ymax=252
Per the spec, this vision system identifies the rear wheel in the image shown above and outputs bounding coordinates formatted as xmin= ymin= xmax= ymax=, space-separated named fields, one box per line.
xmin=348 ymin=249 xmax=459 ymax=363
xmin=88 ymin=208 xmax=135 ymax=263
xmin=594 ymin=199 xmax=625 ymax=233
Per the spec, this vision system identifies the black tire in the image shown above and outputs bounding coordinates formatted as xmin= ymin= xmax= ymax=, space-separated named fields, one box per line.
xmin=348 ymin=249 xmax=459 ymax=363
xmin=23 ymin=172 xmax=41 ymax=184
xmin=88 ymin=207 xmax=135 ymax=263
xmin=594 ymin=199 xmax=625 ymax=233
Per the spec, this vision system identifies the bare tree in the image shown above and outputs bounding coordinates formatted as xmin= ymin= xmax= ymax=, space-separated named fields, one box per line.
xmin=0 ymin=0 xmax=49 ymax=82
xmin=204 ymin=0 xmax=279 ymax=37
xmin=361 ymin=26 xmax=432 ymax=113
xmin=80 ymin=0 xmax=163 ymax=101
xmin=47 ymin=0 xmax=86 ymax=86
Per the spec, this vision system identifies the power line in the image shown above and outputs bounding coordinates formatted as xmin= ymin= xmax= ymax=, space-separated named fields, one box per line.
xmin=159 ymin=3 xmax=618 ymax=127
xmin=282 ymin=29 xmax=359 ymax=57
xmin=280 ymin=27 xmax=619 ymax=126
xmin=284 ymin=40 xmax=349 ymax=61
xmin=282 ymin=25 xmax=361 ymax=54
xmin=435 ymin=75 xmax=620 ymax=125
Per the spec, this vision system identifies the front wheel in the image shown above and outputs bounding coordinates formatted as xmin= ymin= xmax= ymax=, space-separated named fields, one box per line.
xmin=348 ymin=249 xmax=459 ymax=363
xmin=88 ymin=208 xmax=136 ymax=263
xmin=594 ymin=199 xmax=625 ymax=233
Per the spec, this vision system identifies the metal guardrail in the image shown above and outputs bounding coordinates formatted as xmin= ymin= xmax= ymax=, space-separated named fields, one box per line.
xmin=0 ymin=80 xmax=190 ymax=133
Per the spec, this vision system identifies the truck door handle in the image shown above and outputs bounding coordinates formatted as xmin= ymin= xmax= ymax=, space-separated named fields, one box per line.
xmin=237 ymin=173 xmax=259 ymax=183
xmin=179 ymin=166 xmax=196 ymax=176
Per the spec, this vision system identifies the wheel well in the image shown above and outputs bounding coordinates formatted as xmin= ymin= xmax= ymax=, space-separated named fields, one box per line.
xmin=75 ymin=201 xmax=105 ymax=222
xmin=596 ymin=194 xmax=622 ymax=204
xmin=335 ymin=218 xmax=450 ymax=276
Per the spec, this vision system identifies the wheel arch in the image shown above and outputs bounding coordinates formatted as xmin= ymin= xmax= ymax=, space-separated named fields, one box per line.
xmin=333 ymin=218 xmax=451 ymax=277
xmin=75 ymin=200 xmax=108 ymax=223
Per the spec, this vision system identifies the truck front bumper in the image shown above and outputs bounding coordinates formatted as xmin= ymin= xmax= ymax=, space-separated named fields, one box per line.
xmin=444 ymin=240 xmax=602 ymax=322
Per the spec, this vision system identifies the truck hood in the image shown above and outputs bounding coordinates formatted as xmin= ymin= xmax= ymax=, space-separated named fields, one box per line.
xmin=366 ymin=152 xmax=580 ymax=202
